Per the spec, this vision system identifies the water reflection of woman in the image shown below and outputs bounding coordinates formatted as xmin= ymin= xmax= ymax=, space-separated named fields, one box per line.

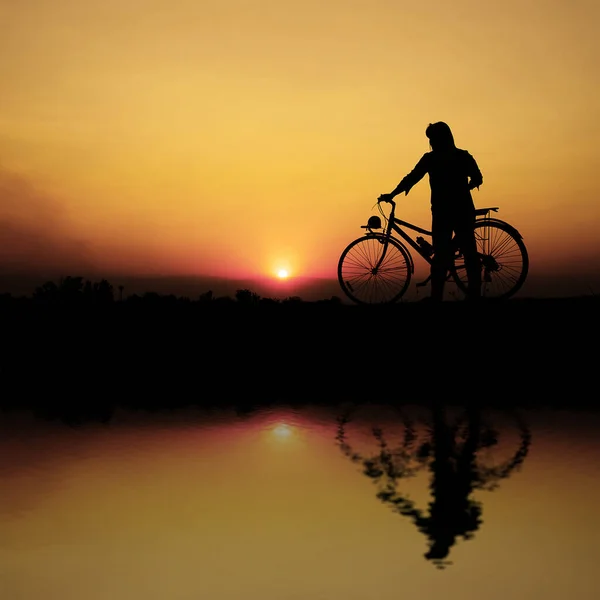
xmin=386 ymin=406 xmax=483 ymax=563
xmin=338 ymin=403 xmax=531 ymax=568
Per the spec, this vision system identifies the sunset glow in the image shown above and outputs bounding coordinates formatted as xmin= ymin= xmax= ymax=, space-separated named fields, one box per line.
xmin=271 ymin=423 xmax=293 ymax=438
xmin=277 ymin=269 xmax=289 ymax=280
xmin=1 ymin=1 xmax=599 ymax=298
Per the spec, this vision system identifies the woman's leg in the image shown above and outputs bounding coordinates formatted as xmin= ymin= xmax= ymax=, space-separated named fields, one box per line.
xmin=454 ymin=213 xmax=481 ymax=299
xmin=431 ymin=213 xmax=454 ymax=301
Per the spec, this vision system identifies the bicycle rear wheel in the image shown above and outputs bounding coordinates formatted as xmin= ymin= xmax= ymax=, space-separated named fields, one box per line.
xmin=451 ymin=220 xmax=528 ymax=300
xmin=448 ymin=406 xmax=532 ymax=491
xmin=338 ymin=235 xmax=411 ymax=304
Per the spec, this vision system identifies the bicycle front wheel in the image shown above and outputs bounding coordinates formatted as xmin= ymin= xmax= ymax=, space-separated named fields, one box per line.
xmin=451 ymin=220 xmax=529 ymax=300
xmin=338 ymin=235 xmax=411 ymax=304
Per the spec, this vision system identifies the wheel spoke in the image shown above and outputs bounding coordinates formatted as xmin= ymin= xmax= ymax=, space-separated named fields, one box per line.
xmin=338 ymin=236 xmax=411 ymax=304
xmin=451 ymin=221 xmax=528 ymax=300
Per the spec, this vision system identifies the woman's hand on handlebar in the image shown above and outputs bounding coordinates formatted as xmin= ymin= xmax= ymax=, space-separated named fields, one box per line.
xmin=378 ymin=193 xmax=395 ymax=204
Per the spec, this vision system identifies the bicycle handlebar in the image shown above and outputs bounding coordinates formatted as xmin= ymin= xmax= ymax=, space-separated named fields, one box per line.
xmin=377 ymin=195 xmax=396 ymax=206
xmin=377 ymin=196 xmax=396 ymax=210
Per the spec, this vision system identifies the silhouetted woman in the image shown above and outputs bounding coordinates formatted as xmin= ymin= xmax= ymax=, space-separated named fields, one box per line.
xmin=379 ymin=122 xmax=483 ymax=301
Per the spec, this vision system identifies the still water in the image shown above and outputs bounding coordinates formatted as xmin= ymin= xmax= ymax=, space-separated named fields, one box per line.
xmin=1 ymin=403 xmax=599 ymax=600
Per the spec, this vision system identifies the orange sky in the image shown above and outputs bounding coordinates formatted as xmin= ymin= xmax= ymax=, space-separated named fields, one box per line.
xmin=1 ymin=0 xmax=599 ymax=296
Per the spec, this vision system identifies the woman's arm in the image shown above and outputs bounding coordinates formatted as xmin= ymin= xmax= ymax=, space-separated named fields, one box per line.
xmin=381 ymin=153 xmax=430 ymax=201
xmin=466 ymin=152 xmax=483 ymax=190
xmin=393 ymin=153 xmax=429 ymax=196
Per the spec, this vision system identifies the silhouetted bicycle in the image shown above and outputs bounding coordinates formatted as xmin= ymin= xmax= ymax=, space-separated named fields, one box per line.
xmin=338 ymin=198 xmax=529 ymax=304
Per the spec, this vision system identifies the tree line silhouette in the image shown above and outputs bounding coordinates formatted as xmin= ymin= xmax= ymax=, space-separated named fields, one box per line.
xmin=1 ymin=275 xmax=598 ymax=309
xmin=0 ymin=275 xmax=343 ymax=307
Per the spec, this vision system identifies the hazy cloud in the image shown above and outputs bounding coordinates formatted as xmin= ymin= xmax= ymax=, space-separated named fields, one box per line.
xmin=0 ymin=166 xmax=95 ymax=278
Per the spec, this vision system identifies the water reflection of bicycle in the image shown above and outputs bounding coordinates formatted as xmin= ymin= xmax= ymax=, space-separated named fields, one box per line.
xmin=336 ymin=403 xmax=532 ymax=568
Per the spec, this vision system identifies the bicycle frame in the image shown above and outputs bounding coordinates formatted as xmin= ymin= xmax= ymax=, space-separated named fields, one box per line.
xmin=367 ymin=200 xmax=501 ymax=288
xmin=340 ymin=197 xmax=527 ymax=303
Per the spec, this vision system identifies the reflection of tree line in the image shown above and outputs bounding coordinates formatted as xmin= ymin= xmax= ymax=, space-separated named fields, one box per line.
xmin=336 ymin=404 xmax=531 ymax=568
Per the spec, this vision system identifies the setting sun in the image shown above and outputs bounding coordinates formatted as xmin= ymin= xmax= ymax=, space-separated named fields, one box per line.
xmin=277 ymin=269 xmax=289 ymax=279
xmin=272 ymin=423 xmax=293 ymax=438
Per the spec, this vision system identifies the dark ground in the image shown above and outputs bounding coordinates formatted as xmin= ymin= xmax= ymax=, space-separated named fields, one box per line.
xmin=0 ymin=295 xmax=598 ymax=422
